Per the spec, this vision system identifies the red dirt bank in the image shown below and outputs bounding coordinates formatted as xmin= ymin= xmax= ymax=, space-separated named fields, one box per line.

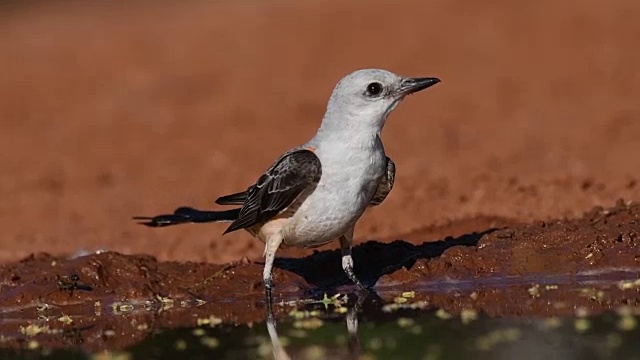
xmin=0 ymin=0 xmax=639 ymax=264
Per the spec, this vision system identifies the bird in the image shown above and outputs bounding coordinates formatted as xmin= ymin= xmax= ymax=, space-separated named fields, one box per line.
xmin=134 ymin=68 xmax=440 ymax=303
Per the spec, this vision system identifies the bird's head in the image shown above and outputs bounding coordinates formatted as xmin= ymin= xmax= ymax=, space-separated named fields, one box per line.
xmin=321 ymin=69 xmax=440 ymax=134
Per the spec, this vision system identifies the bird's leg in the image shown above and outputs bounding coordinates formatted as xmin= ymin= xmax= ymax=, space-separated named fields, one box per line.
xmin=339 ymin=229 xmax=368 ymax=292
xmin=263 ymin=234 xmax=283 ymax=309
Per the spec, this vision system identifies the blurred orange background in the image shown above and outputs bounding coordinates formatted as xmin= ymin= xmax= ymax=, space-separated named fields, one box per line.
xmin=0 ymin=0 xmax=639 ymax=264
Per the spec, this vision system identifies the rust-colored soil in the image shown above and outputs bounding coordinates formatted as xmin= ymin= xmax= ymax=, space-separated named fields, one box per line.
xmin=0 ymin=202 xmax=638 ymax=351
xmin=0 ymin=0 xmax=640 ymax=353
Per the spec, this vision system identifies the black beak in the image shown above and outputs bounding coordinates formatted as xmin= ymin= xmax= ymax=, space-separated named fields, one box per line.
xmin=398 ymin=77 xmax=441 ymax=95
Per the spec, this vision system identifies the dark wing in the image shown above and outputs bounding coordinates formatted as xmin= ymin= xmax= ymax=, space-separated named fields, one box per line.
xmin=369 ymin=157 xmax=395 ymax=207
xmin=223 ymin=149 xmax=322 ymax=234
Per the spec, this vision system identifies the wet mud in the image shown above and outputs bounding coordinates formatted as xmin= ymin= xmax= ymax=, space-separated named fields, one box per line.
xmin=0 ymin=202 xmax=638 ymax=355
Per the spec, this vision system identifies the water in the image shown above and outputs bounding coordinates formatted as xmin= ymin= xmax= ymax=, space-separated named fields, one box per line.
xmin=2 ymin=268 xmax=640 ymax=360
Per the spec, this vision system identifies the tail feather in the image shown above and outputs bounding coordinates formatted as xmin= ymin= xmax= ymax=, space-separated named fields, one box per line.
xmin=133 ymin=207 xmax=240 ymax=227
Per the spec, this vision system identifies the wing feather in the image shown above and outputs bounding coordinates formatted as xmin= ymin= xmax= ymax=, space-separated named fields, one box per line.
xmin=223 ymin=149 xmax=321 ymax=234
xmin=215 ymin=191 xmax=247 ymax=205
xmin=369 ymin=157 xmax=395 ymax=207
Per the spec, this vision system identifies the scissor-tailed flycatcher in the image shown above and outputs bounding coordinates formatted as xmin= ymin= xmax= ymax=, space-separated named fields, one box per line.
xmin=134 ymin=69 xmax=440 ymax=301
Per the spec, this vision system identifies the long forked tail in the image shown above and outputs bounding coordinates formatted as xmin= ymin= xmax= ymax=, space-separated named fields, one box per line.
xmin=133 ymin=207 xmax=240 ymax=227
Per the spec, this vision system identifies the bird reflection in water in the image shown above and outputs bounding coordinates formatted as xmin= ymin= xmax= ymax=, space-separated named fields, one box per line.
xmin=265 ymin=293 xmax=367 ymax=360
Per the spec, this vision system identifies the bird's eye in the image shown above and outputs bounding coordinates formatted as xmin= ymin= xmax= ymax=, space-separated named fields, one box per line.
xmin=366 ymin=82 xmax=383 ymax=97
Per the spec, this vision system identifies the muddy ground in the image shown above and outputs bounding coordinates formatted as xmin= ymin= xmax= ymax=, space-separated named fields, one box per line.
xmin=0 ymin=0 xmax=640 ymax=355
xmin=0 ymin=201 xmax=638 ymax=353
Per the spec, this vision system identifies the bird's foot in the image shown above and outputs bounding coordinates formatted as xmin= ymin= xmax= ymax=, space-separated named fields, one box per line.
xmin=264 ymin=278 xmax=275 ymax=312
xmin=342 ymin=254 xmax=370 ymax=292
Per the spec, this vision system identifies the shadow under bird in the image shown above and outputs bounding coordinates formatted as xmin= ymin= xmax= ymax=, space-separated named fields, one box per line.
xmin=134 ymin=68 xmax=440 ymax=304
